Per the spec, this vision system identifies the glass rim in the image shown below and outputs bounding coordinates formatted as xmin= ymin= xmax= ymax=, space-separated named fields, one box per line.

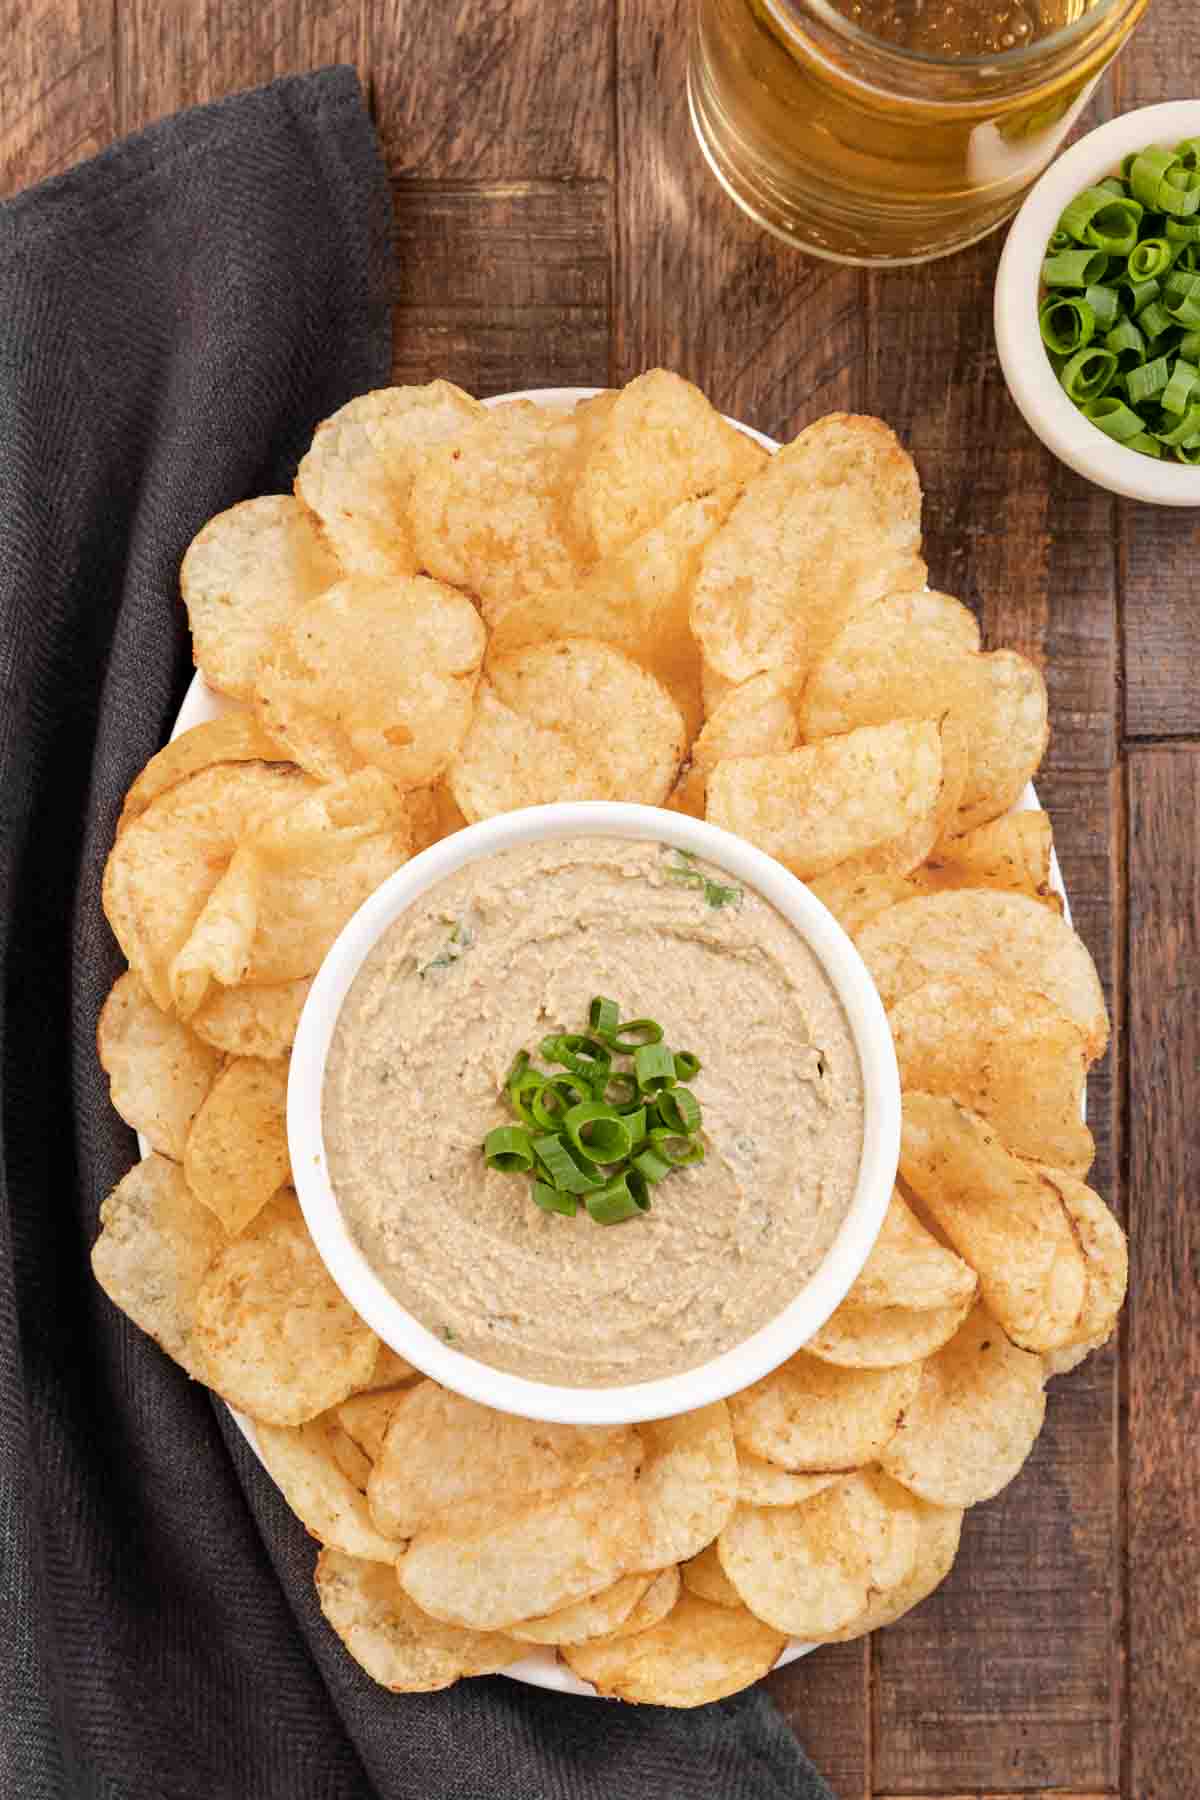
xmin=765 ymin=0 xmax=1136 ymax=75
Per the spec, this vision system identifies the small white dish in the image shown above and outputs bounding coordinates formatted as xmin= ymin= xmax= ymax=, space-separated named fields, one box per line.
xmin=995 ymin=100 xmax=1200 ymax=506
xmin=287 ymin=802 xmax=901 ymax=1429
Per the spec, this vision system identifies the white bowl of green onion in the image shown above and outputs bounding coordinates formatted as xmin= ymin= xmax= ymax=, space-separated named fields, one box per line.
xmin=996 ymin=100 xmax=1200 ymax=505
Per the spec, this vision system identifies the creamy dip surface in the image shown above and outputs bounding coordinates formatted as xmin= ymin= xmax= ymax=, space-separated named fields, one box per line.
xmin=322 ymin=837 xmax=865 ymax=1388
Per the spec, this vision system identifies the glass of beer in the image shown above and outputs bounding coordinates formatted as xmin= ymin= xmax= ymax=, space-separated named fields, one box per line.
xmin=689 ymin=0 xmax=1153 ymax=265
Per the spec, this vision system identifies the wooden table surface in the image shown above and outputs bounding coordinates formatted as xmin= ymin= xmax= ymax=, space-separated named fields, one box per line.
xmin=3 ymin=4 xmax=1196 ymax=1796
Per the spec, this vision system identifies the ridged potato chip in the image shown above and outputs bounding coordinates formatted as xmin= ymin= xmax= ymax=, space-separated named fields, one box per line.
xmin=357 ymin=1344 xmax=420 ymax=1392
xmin=737 ymin=1456 xmax=846 ymax=1509
xmin=1034 ymin=1166 xmax=1127 ymax=1364
xmin=636 ymin=1401 xmax=739 ymax=1569
xmin=901 ymin=1094 xmax=1088 ymax=1353
xmin=849 ymin=1189 xmax=977 ymax=1313
xmin=856 ymin=890 xmax=1109 ymax=1060
xmin=295 ymin=382 xmax=484 ymax=578
xmin=508 ymin=1573 xmax=654 ymax=1646
xmin=316 ymin=1550 xmax=521 ymax=1692
xmin=804 ymin=1294 xmax=974 ymax=1369
xmin=183 ymin=1056 xmax=289 ymax=1235
xmin=327 ymin=1422 xmax=373 ymax=1493
xmin=338 ymin=1389 xmax=414 ymax=1467
xmin=92 ymin=1155 xmax=225 ymax=1380
xmin=449 ymin=640 xmax=685 ymax=823
xmin=890 ymin=975 xmax=1094 ymax=1174
xmin=706 ymin=718 xmax=947 ymax=881
xmin=367 ymin=1381 xmax=641 ymax=1542
xmin=600 ymin=1565 xmax=682 ymax=1641
xmin=181 ymin=496 xmax=339 ymax=700
xmin=907 ymin=811 xmax=1058 ymax=907
xmin=727 ymin=1351 xmax=919 ymax=1472
xmin=563 ymin=1592 xmax=786 ymax=1707
xmin=807 ymin=868 xmax=912 ymax=939
xmin=255 ymin=1416 xmax=403 ymax=1562
xmin=561 ymin=369 xmax=766 ymax=560
xmin=690 ymin=413 xmax=924 ymax=685
xmin=195 ymin=1191 xmax=378 ymax=1425
xmin=120 ymin=715 xmax=292 ymax=827
xmin=821 ymin=1496 xmax=963 ymax=1642
xmin=671 ymin=669 xmax=800 ymax=816
xmin=190 ymin=977 xmax=312 ymax=1060
xmin=880 ymin=1305 xmax=1046 ymax=1507
xmin=97 ymin=972 xmax=222 ymax=1159
xmin=102 ymin=761 xmax=314 ymax=1012
xmin=399 ymin=1472 xmax=644 ymax=1632
xmin=681 ymin=1543 xmax=742 ymax=1608
xmin=254 ymin=576 xmax=485 ymax=788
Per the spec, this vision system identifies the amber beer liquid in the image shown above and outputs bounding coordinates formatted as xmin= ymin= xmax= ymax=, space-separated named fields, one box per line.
xmin=689 ymin=0 xmax=1153 ymax=264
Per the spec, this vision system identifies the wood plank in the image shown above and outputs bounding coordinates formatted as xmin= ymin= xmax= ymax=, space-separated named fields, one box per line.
xmin=766 ymin=1641 xmax=871 ymax=1800
xmin=371 ymin=0 xmax=613 ymax=181
xmin=1126 ymin=747 xmax=1200 ymax=1800
xmin=390 ymin=180 xmax=610 ymax=396
xmin=874 ymin=768 xmax=1122 ymax=1795
xmin=116 ymin=0 xmax=365 ymax=134
xmin=0 ymin=0 xmax=115 ymax=196
xmin=876 ymin=1793 xmax=1115 ymax=1799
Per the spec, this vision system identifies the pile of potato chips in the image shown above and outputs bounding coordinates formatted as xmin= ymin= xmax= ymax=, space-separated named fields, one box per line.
xmin=93 ymin=371 xmax=1126 ymax=1707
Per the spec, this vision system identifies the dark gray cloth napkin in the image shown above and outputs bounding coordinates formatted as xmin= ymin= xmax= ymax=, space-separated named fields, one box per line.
xmin=0 ymin=66 xmax=837 ymax=1800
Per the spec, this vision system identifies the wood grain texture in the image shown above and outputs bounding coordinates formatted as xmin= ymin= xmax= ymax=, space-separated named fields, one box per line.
xmin=1126 ymin=749 xmax=1200 ymax=1800
xmin=767 ymin=1641 xmax=871 ymax=1800
xmin=0 ymin=0 xmax=115 ymax=196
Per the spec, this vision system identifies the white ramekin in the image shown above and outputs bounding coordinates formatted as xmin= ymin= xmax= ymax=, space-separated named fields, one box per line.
xmin=288 ymin=802 xmax=900 ymax=1427
xmin=995 ymin=100 xmax=1200 ymax=507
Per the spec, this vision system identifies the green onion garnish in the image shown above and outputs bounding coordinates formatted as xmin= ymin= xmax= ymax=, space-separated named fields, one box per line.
xmin=483 ymin=1126 xmax=535 ymax=1173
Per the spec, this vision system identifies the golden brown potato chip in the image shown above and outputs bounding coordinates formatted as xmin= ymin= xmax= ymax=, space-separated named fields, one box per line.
xmin=821 ymin=1497 xmax=963 ymax=1642
xmin=807 ymin=868 xmax=913 ymax=940
xmin=1034 ymin=1166 xmax=1127 ymax=1363
xmin=856 ymin=890 xmax=1109 ymax=1061
xmin=636 ymin=1401 xmax=739 ymax=1569
xmin=803 ymin=1294 xmax=975 ymax=1369
xmin=409 ymin=409 xmax=583 ymax=624
xmin=120 ymin=716 xmax=293 ymax=827
xmin=706 ymin=718 xmax=946 ymax=881
xmin=337 ymin=1390 xmax=412 ymax=1467
xmin=449 ymin=640 xmax=685 ymax=823
xmin=690 ymin=413 xmax=924 ymax=685
xmin=367 ymin=1381 xmax=641 ymax=1542
xmin=681 ymin=1543 xmax=742 ymax=1609
xmin=601 ymin=1565 xmax=682 ymax=1640
xmin=508 ymin=1573 xmax=655 ymax=1646
xmin=849 ymin=1189 xmax=977 ymax=1312
xmin=316 ymin=1550 xmax=521 ymax=1692
xmin=727 ymin=1352 xmax=919 ymax=1473
xmin=97 ymin=972 xmax=222 ymax=1159
xmin=737 ymin=1455 xmax=846 ymax=1509
xmin=889 ymin=975 xmax=1094 ymax=1174
xmin=901 ymin=1094 xmax=1088 ymax=1353
xmin=907 ymin=811 xmax=1058 ymax=907
xmin=254 ymin=1417 xmax=403 ymax=1562
xmin=295 ymin=382 xmax=484 ymax=578
xmin=327 ymin=1420 xmax=374 ymax=1493
xmin=563 ymin=1592 xmax=786 ymax=1706
xmin=879 ymin=1305 xmax=1046 ymax=1507
xmin=560 ymin=370 xmax=766 ymax=560
xmin=254 ymin=576 xmax=485 ymax=788
xmin=356 ymin=1344 xmax=420 ymax=1392
xmin=195 ymin=1191 xmax=377 ymax=1425
xmin=103 ymin=762 xmax=314 ymax=1012
xmin=672 ymin=669 xmax=800 ymax=816
xmin=181 ymin=496 xmax=340 ymax=700
xmin=190 ymin=977 xmax=312 ymax=1060
xmin=92 ymin=1155 xmax=225 ymax=1380
xmin=169 ymin=769 xmax=412 ymax=1015
xmin=399 ymin=1472 xmax=644 ymax=1632
xmin=183 ymin=1056 xmax=289 ymax=1235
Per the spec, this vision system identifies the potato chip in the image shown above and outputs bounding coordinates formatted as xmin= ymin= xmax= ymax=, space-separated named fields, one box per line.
xmin=254 ymin=1417 xmax=403 ymax=1562
xmin=399 ymin=1472 xmax=644 ymax=1631
xmin=181 ymin=496 xmax=340 ymax=700
xmin=901 ymin=1094 xmax=1088 ymax=1353
xmin=701 ymin=660 xmax=735 ymax=718
xmin=367 ymin=1381 xmax=641 ymax=1542
xmin=807 ymin=868 xmax=912 ymax=940
xmin=907 ymin=811 xmax=1058 ymax=907
xmin=295 ymin=382 xmax=484 ymax=578
xmin=190 ymin=977 xmax=312 ymax=1060
xmin=849 ymin=1189 xmax=977 ymax=1312
xmin=1034 ymin=1167 xmax=1127 ymax=1360
xmin=409 ymin=409 xmax=583 ymax=624
xmin=601 ymin=1565 xmax=682 ymax=1640
xmin=889 ymin=975 xmax=1094 ymax=1174
xmin=706 ymin=718 xmax=946 ymax=881
xmin=97 ymin=972 xmax=222 ymax=1159
xmin=737 ymin=1455 xmax=845 ymax=1509
xmin=327 ymin=1420 xmax=374 ymax=1493
xmin=183 ymin=1055 xmax=289 ymax=1235
xmin=636 ymin=1401 xmax=739 ymax=1569
xmin=449 ymin=641 xmax=685 ymax=823
xmin=316 ymin=1550 xmax=521 ymax=1692
xmin=803 ymin=1293 xmax=974 ymax=1368
xmin=681 ymin=1543 xmax=742 ymax=1609
xmin=560 ymin=369 xmax=766 ymax=561
xmin=103 ymin=762 xmax=314 ymax=1012
xmin=508 ymin=1573 xmax=655 ymax=1646
xmin=337 ymin=1390 xmax=412 ymax=1468
xmin=357 ymin=1344 xmax=420 ymax=1392
xmin=821 ymin=1497 xmax=963 ymax=1642
xmin=671 ymin=669 xmax=800 ymax=815
xmin=727 ymin=1352 xmax=919 ymax=1472
xmin=856 ymin=890 xmax=1109 ymax=1060
xmin=120 ymin=715 xmax=293 ymax=827
xmin=690 ymin=413 xmax=924 ymax=685
xmin=195 ymin=1191 xmax=377 ymax=1425
xmin=92 ymin=1154 xmax=224 ymax=1380
xmin=879 ymin=1304 xmax=1046 ymax=1507
xmin=563 ymin=1592 xmax=786 ymax=1707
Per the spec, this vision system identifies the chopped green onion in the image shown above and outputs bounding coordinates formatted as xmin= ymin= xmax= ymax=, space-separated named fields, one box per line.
xmin=1128 ymin=236 xmax=1174 ymax=280
xmin=1039 ymin=295 xmax=1095 ymax=354
xmin=1168 ymin=289 xmax=1200 ymax=328
xmin=533 ymin=1133 xmax=604 ymax=1193
xmin=654 ymin=1087 xmax=702 ymax=1136
xmin=598 ymin=1070 xmax=639 ymax=1108
xmin=631 ymin=1146 xmax=674 ymax=1184
xmin=1126 ymin=355 xmax=1171 ymax=406
xmin=1043 ymin=247 xmax=1110 ymax=287
xmin=1162 ymin=357 xmax=1199 ymax=413
xmin=483 ymin=1126 xmax=535 ymax=1173
xmin=1137 ymin=298 xmax=1173 ymax=340
xmin=634 ymin=1042 xmax=678 ymax=1092
xmin=601 ymin=1017 xmax=664 ymax=1053
xmin=585 ymin=1172 xmax=650 ymax=1225
xmin=1105 ymin=318 xmax=1146 ymax=363
xmin=1125 ymin=276 xmax=1161 ymax=313
xmin=564 ymin=1100 xmax=633 ymax=1165
xmin=1166 ymin=216 xmax=1200 ymax=243
xmin=1128 ymin=430 xmax=1166 ymax=458
xmin=533 ymin=1182 xmax=578 ymax=1218
xmin=1059 ymin=346 xmax=1117 ymax=402
xmin=673 ymin=1050 xmax=702 ymax=1082
xmin=1155 ymin=402 xmax=1200 ymax=446
xmin=1180 ymin=330 xmax=1200 ymax=360
xmin=622 ymin=1106 xmax=648 ymax=1151
xmin=1080 ymin=396 xmax=1147 ymax=443
xmin=1128 ymin=146 xmax=1181 ymax=209
xmin=588 ymin=996 xmax=620 ymax=1038
xmin=1175 ymin=243 xmax=1200 ymax=271
xmin=1058 ymin=186 xmax=1143 ymax=255
xmin=647 ymin=1128 xmax=706 ymax=1168
xmin=1083 ymin=283 xmax=1120 ymax=331
xmin=540 ymin=1032 xmax=611 ymax=1084
xmin=1098 ymin=176 xmax=1129 ymax=197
